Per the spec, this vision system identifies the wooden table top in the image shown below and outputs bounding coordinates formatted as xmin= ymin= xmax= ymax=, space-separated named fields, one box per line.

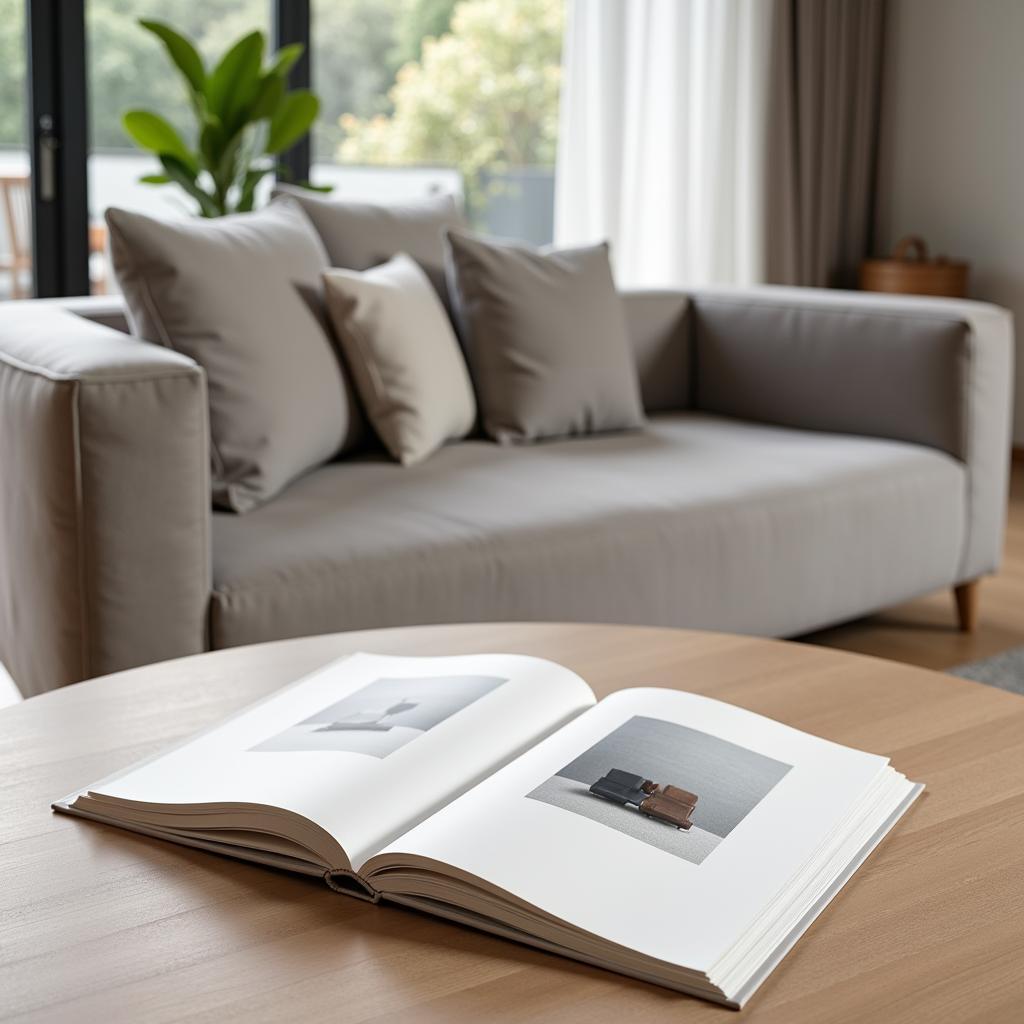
xmin=3 ymin=622 xmax=1024 ymax=1023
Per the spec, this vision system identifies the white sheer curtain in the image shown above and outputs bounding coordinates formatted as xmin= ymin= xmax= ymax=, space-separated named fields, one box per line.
xmin=555 ymin=0 xmax=774 ymax=288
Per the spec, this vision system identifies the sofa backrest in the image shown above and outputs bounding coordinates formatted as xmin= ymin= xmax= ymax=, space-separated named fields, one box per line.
xmin=618 ymin=290 xmax=693 ymax=413
xmin=58 ymin=291 xmax=697 ymax=415
xmin=690 ymin=287 xmax=974 ymax=461
xmin=37 ymin=295 xmax=131 ymax=335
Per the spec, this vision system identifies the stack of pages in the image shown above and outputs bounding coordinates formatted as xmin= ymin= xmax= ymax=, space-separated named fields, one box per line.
xmin=55 ymin=652 xmax=922 ymax=1008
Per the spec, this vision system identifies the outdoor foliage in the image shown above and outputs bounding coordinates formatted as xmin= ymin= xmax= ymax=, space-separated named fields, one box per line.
xmin=121 ymin=20 xmax=324 ymax=216
xmin=338 ymin=0 xmax=563 ymax=212
xmin=309 ymin=0 xmax=408 ymax=160
xmin=0 ymin=0 xmax=563 ymax=222
xmin=0 ymin=0 xmax=26 ymax=146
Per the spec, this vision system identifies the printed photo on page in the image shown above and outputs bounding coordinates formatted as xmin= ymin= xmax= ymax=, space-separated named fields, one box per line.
xmin=527 ymin=715 xmax=793 ymax=864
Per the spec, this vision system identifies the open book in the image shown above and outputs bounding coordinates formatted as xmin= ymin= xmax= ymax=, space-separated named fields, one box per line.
xmin=55 ymin=652 xmax=922 ymax=1008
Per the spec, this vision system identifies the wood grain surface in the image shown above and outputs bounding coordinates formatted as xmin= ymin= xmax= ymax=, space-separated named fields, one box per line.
xmin=2 ymin=622 xmax=1023 ymax=1023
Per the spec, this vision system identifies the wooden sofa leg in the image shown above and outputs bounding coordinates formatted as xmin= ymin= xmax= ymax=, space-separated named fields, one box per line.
xmin=954 ymin=580 xmax=980 ymax=633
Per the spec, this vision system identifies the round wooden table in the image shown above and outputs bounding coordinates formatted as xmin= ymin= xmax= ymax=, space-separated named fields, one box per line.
xmin=4 ymin=623 xmax=1023 ymax=1022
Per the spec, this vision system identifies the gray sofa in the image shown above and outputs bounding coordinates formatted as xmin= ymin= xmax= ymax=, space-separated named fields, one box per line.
xmin=0 ymin=286 xmax=1013 ymax=697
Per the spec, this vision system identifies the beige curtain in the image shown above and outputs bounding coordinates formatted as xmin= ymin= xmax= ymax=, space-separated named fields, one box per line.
xmin=764 ymin=0 xmax=886 ymax=287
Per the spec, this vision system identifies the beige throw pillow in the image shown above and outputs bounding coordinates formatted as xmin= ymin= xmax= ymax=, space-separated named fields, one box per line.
xmin=322 ymin=255 xmax=476 ymax=465
xmin=106 ymin=198 xmax=363 ymax=512
xmin=444 ymin=231 xmax=646 ymax=443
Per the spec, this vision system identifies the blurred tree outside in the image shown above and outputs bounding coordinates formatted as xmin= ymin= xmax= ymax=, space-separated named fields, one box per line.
xmin=0 ymin=0 xmax=269 ymax=149
xmin=338 ymin=0 xmax=563 ymax=216
xmin=0 ymin=0 xmax=563 ymax=234
xmin=311 ymin=0 xmax=406 ymax=161
xmin=389 ymin=0 xmax=458 ymax=67
xmin=86 ymin=0 xmax=272 ymax=150
xmin=0 ymin=0 xmax=445 ymax=152
xmin=0 ymin=0 xmax=26 ymax=146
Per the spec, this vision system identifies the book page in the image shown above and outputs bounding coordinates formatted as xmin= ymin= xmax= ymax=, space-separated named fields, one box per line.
xmin=365 ymin=687 xmax=897 ymax=969
xmin=81 ymin=652 xmax=595 ymax=866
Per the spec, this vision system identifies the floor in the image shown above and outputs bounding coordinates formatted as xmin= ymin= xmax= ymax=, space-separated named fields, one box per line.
xmin=801 ymin=460 xmax=1024 ymax=672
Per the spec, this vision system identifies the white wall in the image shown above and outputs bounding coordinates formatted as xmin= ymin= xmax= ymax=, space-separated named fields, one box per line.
xmin=875 ymin=0 xmax=1024 ymax=443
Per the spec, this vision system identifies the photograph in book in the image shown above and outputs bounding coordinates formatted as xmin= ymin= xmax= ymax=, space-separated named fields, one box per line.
xmin=250 ymin=674 xmax=507 ymax=757
xmin=527 ymin=715 xmax=793 ymax=864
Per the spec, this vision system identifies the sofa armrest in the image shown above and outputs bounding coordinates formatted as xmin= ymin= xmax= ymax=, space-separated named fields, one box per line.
xmin=0 ymin=305 xmax=211 ymax=696
xmin=691 ymin=285 xmax=1014 ymax=581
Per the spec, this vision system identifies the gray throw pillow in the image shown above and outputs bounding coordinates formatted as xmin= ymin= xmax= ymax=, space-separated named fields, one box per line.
xmin=106 ymin=198 xmax=363 ymax=513
xmin=272 ymin=185 xmax=464 ymax=309
xmin=322 ymin=255 xmax=476 ymax=466
xmin=444 ymin=231 xmax=646 ymax=443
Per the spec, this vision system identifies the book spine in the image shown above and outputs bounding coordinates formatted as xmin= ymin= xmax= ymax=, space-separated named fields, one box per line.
xmin=324 ymin=869 xmax=381 ymax=903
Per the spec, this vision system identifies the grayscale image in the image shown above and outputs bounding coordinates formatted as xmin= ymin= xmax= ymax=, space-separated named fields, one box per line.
xmin=251 ymin=674 xmax=506 ymax=757
xmin=528 ymin=716 xmax=792 ymax=864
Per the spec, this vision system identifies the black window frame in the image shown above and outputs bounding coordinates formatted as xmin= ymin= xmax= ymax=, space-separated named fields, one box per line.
xmin=27 ymin=0 xmax=89 ymax=298
xmin=273 ymin=0 xmax=312 ymax=186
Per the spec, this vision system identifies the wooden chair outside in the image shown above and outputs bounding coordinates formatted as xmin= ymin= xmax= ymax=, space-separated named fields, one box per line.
xmin=0 ymin=173 xmax=32 ymax=299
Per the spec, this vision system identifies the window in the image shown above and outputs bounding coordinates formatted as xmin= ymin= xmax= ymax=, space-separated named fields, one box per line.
xmin=86 ymin=1 xmax=272 ymax=293
xmin=0 ymin=0 xmax=33 ymax=299
xmin=4 ymin=0 xmax=563 ymax=298
xmin=311 ymin=0 xmax=563 ymax=243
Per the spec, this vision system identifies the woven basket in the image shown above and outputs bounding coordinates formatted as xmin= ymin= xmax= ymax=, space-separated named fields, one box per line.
xmin=860 ymin=236 xmax=968 ymax=298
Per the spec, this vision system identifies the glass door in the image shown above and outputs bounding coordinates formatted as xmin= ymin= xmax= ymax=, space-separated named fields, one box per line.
xmin=311 ymin=0 xmax=564 ymax=244
xmin=86 ymin=1 xmax=272 ymax=294
xmin=0 ymin=0 xmax=33 ymax=299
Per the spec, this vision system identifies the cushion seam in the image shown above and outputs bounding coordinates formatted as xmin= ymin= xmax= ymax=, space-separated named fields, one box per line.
xmin=0 ymin=349 xmax=199 ymax=385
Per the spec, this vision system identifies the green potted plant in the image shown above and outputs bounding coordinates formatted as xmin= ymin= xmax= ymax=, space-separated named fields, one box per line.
xmin=122 ymin=20 xmax=327 ymax=217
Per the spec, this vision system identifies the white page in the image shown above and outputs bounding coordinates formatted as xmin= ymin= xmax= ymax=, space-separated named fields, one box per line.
xmin=368 ymin=687 xmax=891 ymax=970
xmin=85 ymin=652 xmax=595 ymax=866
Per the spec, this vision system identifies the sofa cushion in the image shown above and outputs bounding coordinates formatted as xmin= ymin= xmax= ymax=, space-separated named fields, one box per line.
xmin=322 ymin=255 xmax=476 ymax=465
xmin=445 ymin=231 xmax=646 ymax=443
xmin=273 ymin=185 xmax=464 ymax=309
xmin=106 ymin=199 xmax=364 ymax=513
xmin=210 ymin=413 xmax=965 ymax=646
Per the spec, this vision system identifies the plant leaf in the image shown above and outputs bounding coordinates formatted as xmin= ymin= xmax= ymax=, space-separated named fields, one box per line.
xmin=139 ymin=173 xmax=172 ymax=185
xmin=159 ymin=154 xmax=222 ymax=217
xmin=236 ymin=166 xmax=271 ymax=213
xmin=265 ymin=43 xmax=303 ymax=81
xmin=206 ymin=31 xmax=265 ymax=132
xmin=122 ymin=111 xmax=198 ymax=174
xmin=265 ymin=90 xmax=319 ymax=154
xmin=138 ymin=19 xmax=205 ymax=95
xmin=213 ymin=133 xmax=244 ymax=194
xmin=199 ymin=116 xmax=226 ymax=172
xmin=250 ymin=74 xmax=285 ymax=121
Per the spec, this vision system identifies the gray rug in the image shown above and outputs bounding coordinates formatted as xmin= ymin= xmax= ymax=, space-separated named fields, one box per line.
xmin=951 ymin=646 xmax=1024 ymax=695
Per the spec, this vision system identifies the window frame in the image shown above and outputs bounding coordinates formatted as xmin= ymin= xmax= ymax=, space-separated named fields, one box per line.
xmin=27 ymin=0 xmax=89 ymax=297
xmin=22 ymin=0 xmax=311 ymax=298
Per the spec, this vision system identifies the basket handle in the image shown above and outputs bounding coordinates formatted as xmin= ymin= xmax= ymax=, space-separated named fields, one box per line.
xmin=892 ymin=236 xmax=929 ymax=263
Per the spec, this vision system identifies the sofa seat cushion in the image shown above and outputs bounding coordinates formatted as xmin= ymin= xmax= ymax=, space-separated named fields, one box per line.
xmin=210 ymin=413 xmax=966 ymax=647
